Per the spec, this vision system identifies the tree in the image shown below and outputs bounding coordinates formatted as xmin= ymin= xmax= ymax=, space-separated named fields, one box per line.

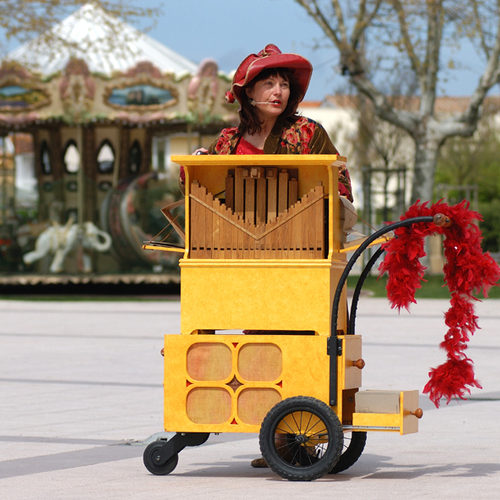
xmin=0 ymin=0 xmax=157 ymax=55
xmin=435 ymin=102 xmax=500 ymax=251
xmin=295 ymin=0 xmax=500 ymax=203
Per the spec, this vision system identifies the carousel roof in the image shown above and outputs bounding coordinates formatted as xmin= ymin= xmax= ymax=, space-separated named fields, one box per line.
xmin=5 ymin=3 xmax=198 ymax=77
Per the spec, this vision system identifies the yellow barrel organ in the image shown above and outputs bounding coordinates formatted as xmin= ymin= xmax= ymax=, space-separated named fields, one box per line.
xmin=142 ymin=155 xmax=423 ymax=480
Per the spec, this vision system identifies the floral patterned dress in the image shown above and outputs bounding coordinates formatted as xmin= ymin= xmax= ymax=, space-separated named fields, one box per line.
xmin=208 ymin=115 xmax=353 ymax=201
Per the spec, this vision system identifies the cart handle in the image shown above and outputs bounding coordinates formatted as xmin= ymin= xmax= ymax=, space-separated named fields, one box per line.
xmin=328 ymin=213 xmax=451 ymax=406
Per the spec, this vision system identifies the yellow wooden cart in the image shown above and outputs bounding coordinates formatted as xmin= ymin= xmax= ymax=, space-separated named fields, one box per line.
xmin=142 ymin=154 xmax=429 ymax=481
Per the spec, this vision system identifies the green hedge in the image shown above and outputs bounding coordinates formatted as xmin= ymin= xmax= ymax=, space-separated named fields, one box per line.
xmin=349 ymin=274 xmax=500 ymax=299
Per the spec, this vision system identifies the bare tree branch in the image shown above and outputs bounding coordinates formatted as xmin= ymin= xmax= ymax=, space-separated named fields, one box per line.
xmin=295 ymin=0 xmax=342 ymax=46
xmin=352 ymin=0 xmax=383 ymax=46
xmin=420 ymin=0 xmax=443 ymax=115
xmin=444 ymin=1 xmax=500 ymax=139
xmin=471 ymin=0 xmax=491 ymax=58
xmin=0 ymin=0 xmax=158 ymax=48
xmin=391 ymin=0 xmax=422 ymax=78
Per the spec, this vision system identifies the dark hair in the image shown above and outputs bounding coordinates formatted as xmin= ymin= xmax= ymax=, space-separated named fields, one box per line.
xmin=238 ymin=68 xmax=301 ymax=135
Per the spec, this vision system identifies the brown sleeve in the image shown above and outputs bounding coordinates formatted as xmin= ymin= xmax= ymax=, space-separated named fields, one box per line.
xmin=308 ymin=122 xmax=339 ymax=154
xmin=309 ymin=123 xmax=353 ymax=201
xmin=207 ymin=137 xmax=219 ymax=154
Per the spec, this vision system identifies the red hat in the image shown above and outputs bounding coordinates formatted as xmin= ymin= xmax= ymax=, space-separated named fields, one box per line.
xmin=225 ymin=44 xmax=312 ymax=104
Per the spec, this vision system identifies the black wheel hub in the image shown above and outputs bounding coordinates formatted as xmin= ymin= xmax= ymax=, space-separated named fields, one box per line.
xmin=295 ymin=434 xmax=308 ymax=444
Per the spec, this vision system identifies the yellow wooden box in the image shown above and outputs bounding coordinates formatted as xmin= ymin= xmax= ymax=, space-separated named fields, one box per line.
xmin=150 ymin=155 xmax=421 ymax=436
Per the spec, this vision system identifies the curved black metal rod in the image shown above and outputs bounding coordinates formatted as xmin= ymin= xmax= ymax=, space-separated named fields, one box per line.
xmin=348 ymin=246 xmax=385 ymax=335
xmin=327 ymin=216 xmax=434 ymax=406
xmin=327 ymin=215 xmax=434 ymax=406
xmin=330 ymin=215 xmax=434 ymax=337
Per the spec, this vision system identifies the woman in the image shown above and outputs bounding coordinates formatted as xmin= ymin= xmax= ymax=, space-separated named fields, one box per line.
xmin=192 ymin=43 xmax=353 ymax=201
xmin=193 ymin=45 xmax=354 ymax=469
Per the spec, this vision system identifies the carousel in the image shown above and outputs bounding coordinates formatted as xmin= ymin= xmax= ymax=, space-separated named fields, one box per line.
xmin=0 ymin=3 xmax=235 ymax=285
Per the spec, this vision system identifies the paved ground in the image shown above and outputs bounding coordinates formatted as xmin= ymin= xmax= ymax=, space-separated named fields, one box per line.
xmin=1 ymin=296 xmax=499 ymax=499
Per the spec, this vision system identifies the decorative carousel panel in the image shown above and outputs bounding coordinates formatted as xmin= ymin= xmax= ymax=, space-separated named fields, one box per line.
xmin=105 ymin=83 xmax=178 ymax=110
xmin=0 ymin=84 xmax=50 ymax=111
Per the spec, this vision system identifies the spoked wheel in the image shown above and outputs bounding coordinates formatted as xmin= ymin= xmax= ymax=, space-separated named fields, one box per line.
xmin=259 ymin=396 xmax=343 ymax=481
xmin=143 ymin=440 xmax=179 ymax=475
xmin=329 ymin=431 xmax=367 ymax=474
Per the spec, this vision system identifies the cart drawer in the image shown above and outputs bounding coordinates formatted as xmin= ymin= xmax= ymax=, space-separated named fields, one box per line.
xmin=352 ymin=390 xmax=422 ymax=434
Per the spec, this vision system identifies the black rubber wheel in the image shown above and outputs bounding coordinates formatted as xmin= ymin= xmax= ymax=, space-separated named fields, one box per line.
xmin=329 ymin=431 xmax=367 ymax=473
xmin=259 ymin=396 xmax=343 ymax=481
xmin=143 ymin=440 xmax=179 ymax=475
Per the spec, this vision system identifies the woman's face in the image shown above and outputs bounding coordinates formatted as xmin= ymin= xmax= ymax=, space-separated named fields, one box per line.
xmin=245 ymin=73 xmax=290 ymax=121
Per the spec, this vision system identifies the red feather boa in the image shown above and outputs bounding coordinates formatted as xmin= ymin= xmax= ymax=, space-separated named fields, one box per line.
xmin=378 ymin=200 xmax=500 ymax=407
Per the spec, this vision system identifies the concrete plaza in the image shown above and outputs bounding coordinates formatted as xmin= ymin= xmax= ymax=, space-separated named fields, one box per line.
xmin=1 ymin=296 xmax=499 ymax=499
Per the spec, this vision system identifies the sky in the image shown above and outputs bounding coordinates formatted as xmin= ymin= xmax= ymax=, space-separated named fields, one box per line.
xmin=138 ymin=0 xmax=345 ymax=100
xmin=1 ymin=0 xmax=491 ymax=101
xmin=132 ymin=0 xmax=489 ymax=100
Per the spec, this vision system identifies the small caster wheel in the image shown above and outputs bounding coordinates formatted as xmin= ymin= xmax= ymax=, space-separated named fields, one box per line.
xmin=143 ymin=440 xmax=179 ymax=475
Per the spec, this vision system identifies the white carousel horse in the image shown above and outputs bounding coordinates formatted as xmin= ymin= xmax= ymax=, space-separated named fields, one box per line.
xmin=23 ymin=219 xmax=112 ymax=273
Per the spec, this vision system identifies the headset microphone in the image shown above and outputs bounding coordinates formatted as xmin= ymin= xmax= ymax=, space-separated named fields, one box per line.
xmin=250 ymin=99 xmax=274 ymax=106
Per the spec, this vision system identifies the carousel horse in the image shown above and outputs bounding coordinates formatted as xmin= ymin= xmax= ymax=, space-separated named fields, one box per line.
xmin=23 ymin=219 xmax=112 ymax=273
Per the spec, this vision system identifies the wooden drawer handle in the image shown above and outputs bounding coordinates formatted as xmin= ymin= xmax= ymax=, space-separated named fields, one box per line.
xmin=411 ymin=408 xmax=423 ymax=419
xmin=351 ymin=358 xmax=365 ymax=369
